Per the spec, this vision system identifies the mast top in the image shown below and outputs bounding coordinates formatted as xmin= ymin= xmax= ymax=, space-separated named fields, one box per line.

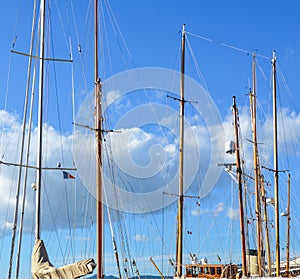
xmin=272 ymin=50 xmax=276 ymax=62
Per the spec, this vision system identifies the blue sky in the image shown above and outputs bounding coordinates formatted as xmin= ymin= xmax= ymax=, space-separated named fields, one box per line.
xmin=1 ymin=1 xmax=300 ymax=278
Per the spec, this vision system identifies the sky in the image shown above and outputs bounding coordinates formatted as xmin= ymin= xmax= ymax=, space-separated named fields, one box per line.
xmin=1 ymin=0 xmax=300 ymax=278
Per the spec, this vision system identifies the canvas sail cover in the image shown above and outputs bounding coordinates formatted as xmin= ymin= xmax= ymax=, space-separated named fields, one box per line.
xmin=32 ymin=239 xmax=96 ymax=279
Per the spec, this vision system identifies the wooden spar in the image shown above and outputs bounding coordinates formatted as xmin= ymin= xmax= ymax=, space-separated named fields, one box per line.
xmin=150 ymin=257 xmax=165 ymax=279
xmin=272 ymin=51 xmax=280 ymax=277
xmin=95 ymin=0 xmax=104 ymax=278
xmin=35 ymin=0 xmax=46 ymax=241
xmin=175 ymin=23 xmax=185 ymax=278
xmin=249 ymin=54 xmax=263 ymax=276
xmin=286 ymin=173 xmax=291 ymax=275
xmin=261 ymin=175 xmax=272 ymax=275
xmin=232 ymin=96 xmax=247 ymax=277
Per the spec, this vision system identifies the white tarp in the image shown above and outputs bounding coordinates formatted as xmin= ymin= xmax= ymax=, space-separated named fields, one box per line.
xmin=32 ymin=239 xmax=96 ymax=279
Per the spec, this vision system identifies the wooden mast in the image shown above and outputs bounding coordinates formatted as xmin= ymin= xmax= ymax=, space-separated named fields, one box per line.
xmin=249 ymin=54 xmax=263 ymax=276
xmin=232 ymin=96 xmax=247 ymax=278
xmin=175 ymin=23 xmax=185 ymax=279
xmin=35 ymin=0 xmax=46 ymax=241
xmin=95 ymin=0 xmax=104 ymax=278
xmin=285 ymin=173 xmax=291 ymax=275
xmin=272 ymin=51 xmax=280 ymax=277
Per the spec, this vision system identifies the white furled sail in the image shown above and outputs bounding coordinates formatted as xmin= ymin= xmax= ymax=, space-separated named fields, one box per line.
xmin=32 ymin=239 xmax=96 ymax=279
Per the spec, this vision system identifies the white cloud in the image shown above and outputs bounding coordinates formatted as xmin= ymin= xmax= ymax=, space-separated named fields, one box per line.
xmin=0 ymin=110 xmax=19 ymax=128
xmin=221 ymin=105 xmax=300 ymax=181
xmin=1 ymin=221 xmax=13 ymax=230
xmin=105 ymin=90 xmax=122 ymax=106
xmin=134 ymin=234 xmax=148 ymax=242
xmin=191 ymin=202 xmax=224 ymax=217
xmin=126 ymin=128 xmax=153 ymax=151
xmin=109 ymin=127 xmax=168 ymax=179
xmin=191 ymin=208 xmax=200 ymax=216
xmin=0 ymin=110 xmax=90 ymax=233
xmin=214 ymin=202 xmax=225 ymax=216
xmin=227 ymin=207 xmax=239 ymax=219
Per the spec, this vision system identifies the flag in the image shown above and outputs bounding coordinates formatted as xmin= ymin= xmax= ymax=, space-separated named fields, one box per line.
xmin=187 ymin=230 xmax=192 ymax=235
xmin=196 ymin=202 xmax=200 ymax=207
xmin=63 ymin=171 xmax=75 ymax=179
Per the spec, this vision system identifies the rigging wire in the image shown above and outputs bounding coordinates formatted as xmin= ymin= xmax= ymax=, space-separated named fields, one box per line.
xmin=185 ymin=36 xmax=210 ymax=93
xmin=14 ymin=1 xmax=39 ymax=278
xmin=277 ymin=64 xmax=300 ymax=164
xmin=48 ymin=2 xmax=74 ymax=259
xmin=103 ymin=0 xmax=137 ymax=69
xmin=94 ymin=1 xmax=152 ymax=183
xmin=276 ymin=85 xmax=290 ymax=170
xmin=103 ymin=137 xmax=135 ymax=277
xmin=2 ymin=0 xmax=40 ymax=273
xmin=103 ymin=140 xmax=128 ymax=277
xmin=69 ymin=0 xmax=89 ymax=93
xmin=8 ymin=13 xmax=35 ymax=279
xmin=93 ymin=8 xmax=185 ymax=270
xmin=0 ymin=0 xmax=23 ymax=160
xmin=43 ymin=177 xmax=66 ymax=264
xmin=16 ymin=60 xmax=37 ymax=278
xmin=186 ymin=31 xmax=270 ymax=60
xmin=69 ymin=34 xmax=78 ymax=264
xmin=278 ymin=63 xmax=299 ymax=113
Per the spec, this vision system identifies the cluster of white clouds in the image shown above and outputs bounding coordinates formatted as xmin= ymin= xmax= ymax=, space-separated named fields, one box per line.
xmin=0 ymin=102 xmax=300 ymax=233
xmin=191 ymin=202 xmax=225 ymax=217
xmin=0 ymin=110 xmax=87 ymax=234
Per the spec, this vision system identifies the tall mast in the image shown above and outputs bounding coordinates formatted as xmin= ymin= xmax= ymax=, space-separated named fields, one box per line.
xmin=285 ymin=173 xmax=291 ymax=275
xmin=272 ymin=51 xmax=280 ymax=277
xmin=249 ymin=54 xmax=263 ymax=276
xmin=35 ymin=0 xmax=46 ymax=241
xmin=232 ymin=96 xmax=247 ymax=278
xmin=175 ymin=23 xmax=185 ymax=279
xmin=94 ymin=0 xmax=103 ymax=278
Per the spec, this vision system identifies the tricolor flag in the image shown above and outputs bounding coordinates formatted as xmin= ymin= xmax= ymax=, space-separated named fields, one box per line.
xmin=63 ymin=171 xmax=75 ymax=179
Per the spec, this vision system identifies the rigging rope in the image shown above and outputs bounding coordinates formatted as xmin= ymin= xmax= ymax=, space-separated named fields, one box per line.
xmin=13 ymin=1 xmax=39 ymax=278
xmin=103 ymin=0 xmax=137 ymax=69
xmin=43 ymin=177 xmax=67 ymax=264
xmin=49 ymin=5 xmax=74 ymax=249
xmin=185 ymin=36 xmax=210 ymax=93
xmin=186 ymin=31 xmax=270 ymax=60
